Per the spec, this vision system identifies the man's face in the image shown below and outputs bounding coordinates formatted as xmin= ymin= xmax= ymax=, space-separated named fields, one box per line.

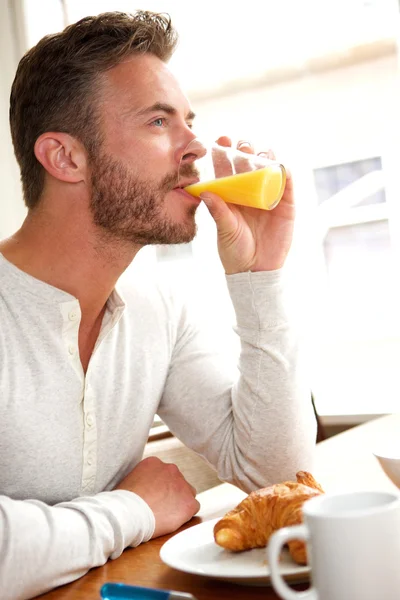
xmin=88 ymin=53 xmax=200 ymax=246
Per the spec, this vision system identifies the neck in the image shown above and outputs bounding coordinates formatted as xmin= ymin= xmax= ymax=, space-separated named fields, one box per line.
xmin=0 ymin=202 xmax=142 ymax=323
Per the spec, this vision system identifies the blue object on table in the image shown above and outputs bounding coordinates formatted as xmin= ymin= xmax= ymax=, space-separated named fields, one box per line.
xmin=100 ymin=582 xmax=197 ymax=600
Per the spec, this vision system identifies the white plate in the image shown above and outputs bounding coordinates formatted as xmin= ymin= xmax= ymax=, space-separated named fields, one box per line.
xmin=160 ymin=518 xmax=310 ymax=586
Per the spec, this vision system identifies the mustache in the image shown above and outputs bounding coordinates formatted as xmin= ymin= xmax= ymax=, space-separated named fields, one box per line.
xmin=162 ymin=163 xmax=200 ymax=192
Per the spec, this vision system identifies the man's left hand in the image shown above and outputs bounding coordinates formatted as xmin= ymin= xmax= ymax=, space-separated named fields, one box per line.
xmin=200 ymin=137 xmax=295 ymax=274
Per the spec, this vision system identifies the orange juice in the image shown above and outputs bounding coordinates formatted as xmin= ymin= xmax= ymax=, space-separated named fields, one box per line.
xmin=184 ymin=165 xmax=286 ymax=210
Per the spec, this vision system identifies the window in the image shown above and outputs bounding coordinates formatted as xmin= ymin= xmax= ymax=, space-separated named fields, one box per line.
xmin=314 ymin=158 xmax=386 ymax=206
xmin=313 ymin=158 xmax=392 ymax=338
xmin=309 ymin=155 xmax=400 ymax=420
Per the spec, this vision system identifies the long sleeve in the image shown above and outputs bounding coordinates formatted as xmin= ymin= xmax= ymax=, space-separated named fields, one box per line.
xmin=0 ymin=491 xmax=154 ymax=600
xmin=158 ymin=270 xmax=317 ymax=492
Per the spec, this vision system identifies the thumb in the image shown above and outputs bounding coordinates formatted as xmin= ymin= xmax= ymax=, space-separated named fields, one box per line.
xmin=200 ymin=192 xmax=237 ymax=235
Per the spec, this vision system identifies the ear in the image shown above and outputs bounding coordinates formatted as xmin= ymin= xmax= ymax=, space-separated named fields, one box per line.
xmin=34 ymin=132 xmax=87 ymax=184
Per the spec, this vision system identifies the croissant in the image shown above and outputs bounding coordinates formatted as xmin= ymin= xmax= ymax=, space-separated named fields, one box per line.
xmin=213 ymin=471 xmax=324 ymax=565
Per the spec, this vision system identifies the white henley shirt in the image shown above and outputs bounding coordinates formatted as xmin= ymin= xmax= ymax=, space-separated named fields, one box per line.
xmin=0 ymin=253 xmax=316 ymax=599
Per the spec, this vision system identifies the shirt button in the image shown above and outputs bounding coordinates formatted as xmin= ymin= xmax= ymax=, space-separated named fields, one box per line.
xmin=86 ymin=414 xmax=94 ymax=427
xmin=69 ymin=310 xmax=78 ymax=321
xmin=68 ymin=344 xmax=76 ymax=355
xmin=87 ymin=454 xmax=93 ymax=466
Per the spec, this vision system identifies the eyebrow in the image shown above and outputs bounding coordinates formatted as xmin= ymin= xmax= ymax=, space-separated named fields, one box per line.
xmin=136 ymin=102 xmax=196 ymax=122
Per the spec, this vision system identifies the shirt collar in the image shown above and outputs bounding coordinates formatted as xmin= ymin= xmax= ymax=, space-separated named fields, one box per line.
xmin=0 ymin=253 xmax=126 ymax=317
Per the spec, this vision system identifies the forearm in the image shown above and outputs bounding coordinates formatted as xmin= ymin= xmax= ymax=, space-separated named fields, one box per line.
xmin=159 ymin=270 xmax=316 ymax=492
xmin=0 ymin=491 xmax=154 ymax=600
xmin=220 ymin=270 xmax=317 ymax=489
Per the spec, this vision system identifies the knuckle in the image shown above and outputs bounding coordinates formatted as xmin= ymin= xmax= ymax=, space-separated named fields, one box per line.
xmin=167 ymin=462 xmax=181 ymax=476
xmin=144 ymin=455 xmax=163 ymax=466
xmin=188 ymin=498 xmax=200 ymax=516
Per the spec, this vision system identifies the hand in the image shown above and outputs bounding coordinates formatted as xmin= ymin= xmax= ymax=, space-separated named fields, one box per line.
xmin=200 ymin=137 xmax=295 ymax=274
xmin=114 ymin=456 xmax=200 ymax=538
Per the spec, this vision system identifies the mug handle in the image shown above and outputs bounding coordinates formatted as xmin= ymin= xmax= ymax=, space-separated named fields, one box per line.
xmin=267 ymin=524 xmax=317 ymax=600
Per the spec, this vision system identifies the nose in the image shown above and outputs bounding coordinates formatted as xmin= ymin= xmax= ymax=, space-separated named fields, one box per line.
xmin=175 ymin=138 xmax=208 ymax=166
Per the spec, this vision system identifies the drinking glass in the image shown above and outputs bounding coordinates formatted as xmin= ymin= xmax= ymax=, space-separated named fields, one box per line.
xmin=178 ymin=139 xmax=286 ymax=210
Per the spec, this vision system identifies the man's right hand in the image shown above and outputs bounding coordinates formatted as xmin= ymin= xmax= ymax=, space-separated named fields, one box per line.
xmin=114 ymin=456 xmax=200 ymax=538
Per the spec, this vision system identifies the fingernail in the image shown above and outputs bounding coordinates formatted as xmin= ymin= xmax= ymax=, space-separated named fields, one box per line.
xmin=238 ymin=141 xmax=251 ymax=148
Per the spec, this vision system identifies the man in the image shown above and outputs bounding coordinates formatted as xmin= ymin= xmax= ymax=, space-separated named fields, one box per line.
xmin=0 ymin=10 xmax=316 ymax=600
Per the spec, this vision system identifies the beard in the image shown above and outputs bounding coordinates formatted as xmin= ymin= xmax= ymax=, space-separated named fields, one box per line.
xmin=89 ymin=151 xmax=199 ymax=245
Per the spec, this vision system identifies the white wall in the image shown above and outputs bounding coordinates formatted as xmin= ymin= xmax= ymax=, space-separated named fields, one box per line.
xmin=0 ymin=0 xmax=26 ymax=238
xmin=191 ymin=53 xmax=400 ymax=319
xmin=190 ymin=52 xmax=400 ymax=418
xmin=192 ymin=53 xmax=399 ymax=195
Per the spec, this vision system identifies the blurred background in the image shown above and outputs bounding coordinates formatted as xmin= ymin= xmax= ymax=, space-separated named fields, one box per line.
xmin=2 ymin=0 xmax=400 ymax=433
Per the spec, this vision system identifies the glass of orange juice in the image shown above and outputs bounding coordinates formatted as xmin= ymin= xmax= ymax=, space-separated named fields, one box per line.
xmin=178 ymin=139 xmax=286 ymax=210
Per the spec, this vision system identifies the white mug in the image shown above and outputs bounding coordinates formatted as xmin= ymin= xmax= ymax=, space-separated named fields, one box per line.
xmin=267 ymin=490 xmax=400 ymax=600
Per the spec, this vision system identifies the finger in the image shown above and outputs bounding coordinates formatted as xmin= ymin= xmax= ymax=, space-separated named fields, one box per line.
xmin=262 ymin=149 xmax=276 ymax=161
xmin=212 ymin=145 xmax=233 ymax=178
xmin=237 ymin=140 xmax=255 ymax=154
xmin=184 ymin=499 xmax=201 ymax=522
xmin=215 ymin=135 xmax=232 ymax=148
xmin=233 ymin=151 xmax=252 ymax=174
xmin=278 ymin=164 xmax=294 ymax=206
xmin=200 ymin=191 xmax=238 ymax=235
xmin=233 ymin=141 xmax=255 ymax=174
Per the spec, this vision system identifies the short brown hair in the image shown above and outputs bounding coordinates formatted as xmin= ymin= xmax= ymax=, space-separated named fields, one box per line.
xmin=9 ymin=11 xmax=178 ymax=210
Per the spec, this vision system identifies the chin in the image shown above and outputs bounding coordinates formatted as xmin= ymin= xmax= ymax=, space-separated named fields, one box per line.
xmin=168 ymin=222 xmax=197 ymax=245
xmin=164 ymin=206 xmax=197 ymax=241
xmin=124 ymin=219 xmax=197 ymax=246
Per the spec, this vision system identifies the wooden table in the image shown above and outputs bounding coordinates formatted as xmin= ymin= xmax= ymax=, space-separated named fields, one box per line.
xmin=38 ymin=413 xmax=400 ymax=600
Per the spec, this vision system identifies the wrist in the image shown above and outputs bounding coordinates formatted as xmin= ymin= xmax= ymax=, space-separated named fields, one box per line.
xmin=224 ymin=262 xmax=284 ymax=275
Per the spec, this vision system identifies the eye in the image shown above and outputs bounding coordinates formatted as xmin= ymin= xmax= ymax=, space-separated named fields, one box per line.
xmin=151 ymin=117 xmax=166 ymax=127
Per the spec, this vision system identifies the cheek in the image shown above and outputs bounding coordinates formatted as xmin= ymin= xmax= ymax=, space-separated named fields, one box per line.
xmin=106 ymin=132 xmax=177 ymax=178
xmin=134 ymin=138 xmax=176 ymax=172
